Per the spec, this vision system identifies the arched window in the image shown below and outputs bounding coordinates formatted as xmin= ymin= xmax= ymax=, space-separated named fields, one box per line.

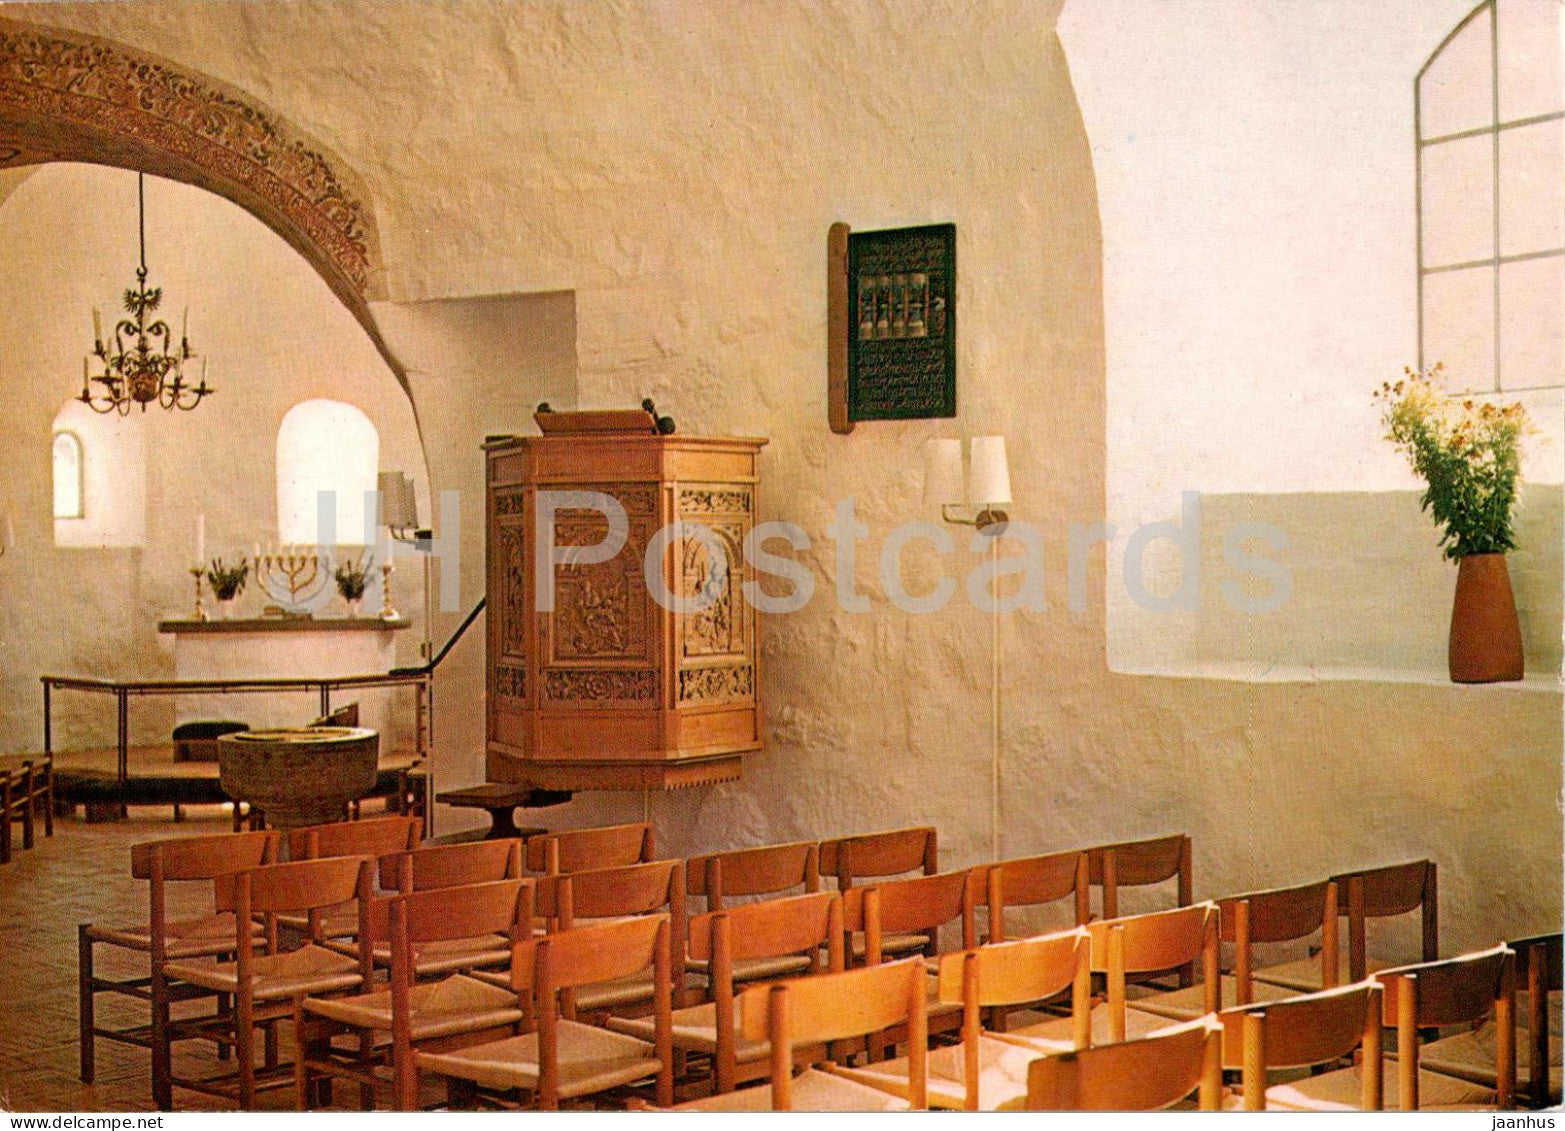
xmin=52 ymin=431 xmax=83 ymax=519
xmin=1417 ymin=0 xmax=1563 ymax=394
xmin=275 ymin=399 xmax=380 ymax=546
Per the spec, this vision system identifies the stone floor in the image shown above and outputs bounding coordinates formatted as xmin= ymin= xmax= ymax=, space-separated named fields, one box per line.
xmin=0 ymin=808 xmax=352 ymax=1113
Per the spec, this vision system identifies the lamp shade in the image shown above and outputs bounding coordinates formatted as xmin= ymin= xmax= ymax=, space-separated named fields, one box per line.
xmin=966 ymin=435 xmax=1011 ymax=505
xmin=378 ymin=470 xmax=418 ymax=528
xmin=923 ymin=438 xmax=964 ymax=506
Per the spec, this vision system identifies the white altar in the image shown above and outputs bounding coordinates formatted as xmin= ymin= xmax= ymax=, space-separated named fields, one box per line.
xmin=158 ymin=616 xmax=412 ymax=747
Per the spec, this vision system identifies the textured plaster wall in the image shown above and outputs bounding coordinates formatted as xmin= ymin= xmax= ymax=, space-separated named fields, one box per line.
xmin=0 ymin=163 xmax=427 ymax=754
xmin=5 ymin=0 xmax=1561 ymax=948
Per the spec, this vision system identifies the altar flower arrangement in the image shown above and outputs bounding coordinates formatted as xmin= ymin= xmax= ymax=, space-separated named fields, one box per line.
xmin=334 ymin=554 xmax=372 ymax=610
xmin=1375 ymin=363 xmax=1531 ymax=682
xmin=205 ymin=558 xmax=249 ymax=601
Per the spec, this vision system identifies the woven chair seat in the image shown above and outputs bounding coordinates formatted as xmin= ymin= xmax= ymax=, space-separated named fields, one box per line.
xmin=87 ymin=912 xmax=261 ymax=959
xmin=1128 ymin=975 xmax=1298 ymax=1021
xmin=1250 ymin=952 xmax=1391 ymax=993
xmin=1007 ymin=1001 xmax=1176 ymax=1046
xmin=670 ymin=1067 xmax=912 ymax=1111
xmin=276 ymin=906 xmax=360 ymax=940
xmin=303 ymin=973 xmax=525 ymax=1041
xmin=165 ymin=943 xmax=362 ymax=1000
xmin=1258 ymin=1064 xmax=1496 ymax=1111
xmin=848 ymin=931 xmax=927 ymax=960
xmin=1421 ymin=1023 xmax=1561 ymax=1102
xmin=686 ymin=953 xmax=812 ymax=982
xmin=323 ymin=932 xmax=510 ymax=975
xmin=417 ymin=1019 xmax=659 ymax=1098
xmin=833 ymin=1032 xmax=1055 ymax=1110
xmin=608 ymin=1000 xmax=770 ymax=1060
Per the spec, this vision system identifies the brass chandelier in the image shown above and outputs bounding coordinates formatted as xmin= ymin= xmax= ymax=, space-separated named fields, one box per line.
xmin=78 ymin=173 xmax=212 ymax=415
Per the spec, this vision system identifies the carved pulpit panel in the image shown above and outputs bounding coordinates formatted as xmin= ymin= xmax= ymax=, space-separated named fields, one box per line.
xmin=485 ymin=420 xmax=766 ymax=793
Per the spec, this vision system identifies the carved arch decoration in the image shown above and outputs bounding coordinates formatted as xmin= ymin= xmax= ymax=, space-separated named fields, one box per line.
xmin=0 ymin=15 xmax=412 ymax=393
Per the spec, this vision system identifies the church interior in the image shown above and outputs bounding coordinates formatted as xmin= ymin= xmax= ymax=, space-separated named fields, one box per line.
xmin=0 ymin=0 xmax=1561 ymax=1115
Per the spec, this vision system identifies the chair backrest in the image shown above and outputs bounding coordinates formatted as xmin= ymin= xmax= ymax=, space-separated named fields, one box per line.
xmin=1513 ymin=933 xmax=1561 ymax=1108
xmin=686 ymin=840 xmax=820 ymax=910
xmin=1024 ymin=1016 xmax=1223 ymax=1111
xmin=1217 ymin=879 xmax=1338 ymax=1005
xmin=1330 ymin=860 xmax=1437 ymax=981
xmin=378 ymin=838 xmax=523 ymax=893
xmin=818 ymin=826 xmax=937 ymax=889
xmin=388 ymin=877 xmax=534 ymax=951
xmin=939 ymin=929 xmax=1092 ymax=1109
xmin=738 ymin=957 xmax=929 ymax=1110
xmin=843 ymin=869 xmax=978 ymax=963
xmin=688 ymin=891 xmax=845 ymax=1094
xmin=1376 ymin=944 xmax=1516 ymax=1110
xmin=1089 ymin=903 xmax=1221 ymax=1041
xmin=1219 ymin=982 xmax=1384 ymax=1110
xmin=541 ymin=859 xmax=687 ymax=1007
xmin=287 ymin=814 xmax=423 ymax=861
xmin=132 ymin=828 xmax=279 ymax=882
xmin=524 ymin=821 xmax=654 ymax=874
xmin=1086 ymin=833 xmax=1192 ymax=919
xmin=511 ymin=914 xmax=674 ymax=1110
xmin=982 ymin=849 xmax=1090 ymax=942
xmin=215 ymin=855 xmax=374 ymax=918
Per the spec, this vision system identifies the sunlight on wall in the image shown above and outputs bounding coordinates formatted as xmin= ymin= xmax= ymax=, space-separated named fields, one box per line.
xmin=276 ymin=398 xmax=379 ymax=546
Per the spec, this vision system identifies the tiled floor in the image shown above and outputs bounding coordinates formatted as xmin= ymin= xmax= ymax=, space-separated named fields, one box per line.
xmin=0 ymin=808 xmax=347 ymax=1113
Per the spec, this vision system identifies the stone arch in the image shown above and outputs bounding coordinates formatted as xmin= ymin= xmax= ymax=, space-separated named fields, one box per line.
xmin=0 ymin=15 xmax=410 ymax=394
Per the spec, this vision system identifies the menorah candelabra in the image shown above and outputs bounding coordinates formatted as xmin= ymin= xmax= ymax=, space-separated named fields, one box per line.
xmin=255 ymin=546 xmax=332 ymax=615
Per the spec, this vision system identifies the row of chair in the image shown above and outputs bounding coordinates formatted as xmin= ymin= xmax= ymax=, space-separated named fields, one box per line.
xmin=1 ymin=752 xmax=53 ymax=863
xmin=74 ymin=814 xmax=1557 ymax=1112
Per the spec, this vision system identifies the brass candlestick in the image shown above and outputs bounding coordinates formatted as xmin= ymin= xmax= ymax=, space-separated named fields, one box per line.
xmin=189 ymin=566 xmax=209 ymax=622
xmin=256 ymin=546 xmax=330 ymax=615
xmin=380 ymin=561 xmax=398 ymax=620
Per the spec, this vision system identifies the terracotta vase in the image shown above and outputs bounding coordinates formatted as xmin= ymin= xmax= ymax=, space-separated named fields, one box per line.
xmin=1448 ymin=553 xmax=1524 ymax=683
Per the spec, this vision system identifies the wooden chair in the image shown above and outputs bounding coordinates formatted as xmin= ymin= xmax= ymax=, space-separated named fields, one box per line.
xmin=978 ymin=849 xmax=1090 ymax=1030
xmin=283 ymin=815 xmax=424 ymax=938
xmin=1008 ymin=902 xmax=1221 ymax=1048
xmin=1422 ymin=933 xmax=1560 ymax=1108
xmin=162 ymin=855 xmax=376 ymax=1109
xmin=982 ymin=849 xmax=1090 ymax=943
xmin=1087 ymin=832 xmax=1193 ymax=986
xmin=669 ymin=957 xmax=931 ymax=1111
xmin=685 ymin=840 xmax=821 ymax=987
xmin=1218 ymin=981 xmax=1384 ymax=1110
xmin=296 ymin=878 xmax=536 ymax=1110
xmin=1273 ymin=945 xmax=1516 ymax=1110
xmin=843 ymin=866 xmax=977 ymax=968
xmin=819 ymin=826 xmax=937 ymax=959
xmin=475 ymin=859 xmax=688 ymax=1016
xmin=418 ymin=914 xmax=675 ymax=1110
xmin=843 ymin=869 xmax=979 ymax=1044
xmin=1022 ymin=1015 xmax=1224 ymax=1111
xmin=323 ymin=839 xmax=528 ymax=978
xmin=1131 ymin=880 xmax=1339 ymax=1023
xmin=77 ymin=829 xmax=279 ymax=1104
xmin=1 ymin=756 xmax=51 ymax=860
xmin=287 ymin=813 xmax=425 ymax=862
xmin=1254 ymin=860 xmax=1437 ymax=992
xmin=839 ymin=928 xmax=1093 ymax=1110
xmin=1086 ymin=832 xmax=1192 ymax=920
xmin=609 ymin=889 xmax=845 ymax=1095
xmin=523 ymin=821 xmax=654 ymax=874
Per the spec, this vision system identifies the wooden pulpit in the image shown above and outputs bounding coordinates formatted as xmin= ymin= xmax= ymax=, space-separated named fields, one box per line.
xmin=484 ymin=407 xmax=766 ymax=792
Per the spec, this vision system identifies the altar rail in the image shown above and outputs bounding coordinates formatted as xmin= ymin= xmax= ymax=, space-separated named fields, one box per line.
xmin=40 ymin=671 xmax=433 ymax=789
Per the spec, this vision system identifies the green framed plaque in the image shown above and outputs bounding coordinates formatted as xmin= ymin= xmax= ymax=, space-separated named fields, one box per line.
xmin=846 ymin=223 xmax=956 ymax=422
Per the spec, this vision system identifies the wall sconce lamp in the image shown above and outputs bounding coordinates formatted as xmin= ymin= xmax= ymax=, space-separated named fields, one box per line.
xmin=925 ymin=435 xmax=1011 ymax=535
